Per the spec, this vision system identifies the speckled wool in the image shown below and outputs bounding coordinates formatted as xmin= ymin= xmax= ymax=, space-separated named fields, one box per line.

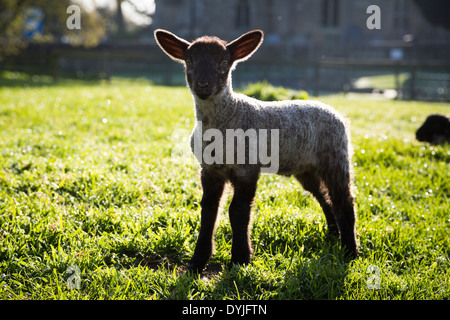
xmin=190 ymin=84 xmax=354 ymax=183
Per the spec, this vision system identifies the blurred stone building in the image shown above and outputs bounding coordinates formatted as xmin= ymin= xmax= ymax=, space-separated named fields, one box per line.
xmin=153 ymin=0 xmax=450 ymax=59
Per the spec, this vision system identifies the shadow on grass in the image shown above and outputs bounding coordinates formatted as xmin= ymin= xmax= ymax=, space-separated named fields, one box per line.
xmin=142 ymin=257 xmax=223 ymax=280
xmin=141 ymin=233 xmax=353 ymax=299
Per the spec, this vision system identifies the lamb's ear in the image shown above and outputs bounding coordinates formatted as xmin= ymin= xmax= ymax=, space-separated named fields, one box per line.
xmin=227 ymin=30 xmax=263 ymax=63
xmin=154 ymin=29 xmax=191 ymax=62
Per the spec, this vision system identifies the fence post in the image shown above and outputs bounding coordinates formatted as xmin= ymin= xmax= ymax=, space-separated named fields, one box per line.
xmin=102 ymin=48 xmax=111 ymax=82
xmin=394 ymin=62 xmax=401 ymax=99
xmin=49 ymin=49 xmax=60 ymax=82
xmin=313 ymin=61 xmax=320 ymax=96
xmin=163 ymin=64 xmax=173 ymax=86
xmin=409 ymin=65 xmax=417 ymax=100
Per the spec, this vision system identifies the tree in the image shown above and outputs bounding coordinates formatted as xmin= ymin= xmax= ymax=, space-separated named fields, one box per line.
xmin=113 ymin=0 xmax=154 ymax=36
xmin=413 ymin=0 xmax=450 ymax=30
xmin=0 ymin=0 xmax=106 ymax=60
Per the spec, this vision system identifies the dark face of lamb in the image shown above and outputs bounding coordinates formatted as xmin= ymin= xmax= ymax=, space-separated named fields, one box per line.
xmin=154 ymin=29 xmax=263 ymax=100
xmin=184 ymin=39 xmax=231 ymax=100
xmin=416 ymin=114 xmax=450 ymax=144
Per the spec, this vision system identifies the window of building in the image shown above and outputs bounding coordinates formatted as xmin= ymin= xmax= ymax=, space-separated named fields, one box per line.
xmin=393 ymin=0 xmax=410 ymax=31
xmin=322 ymin=0 xmax=339 ymax=27
xmin=236 ymin=0 xmax=250 ymax=29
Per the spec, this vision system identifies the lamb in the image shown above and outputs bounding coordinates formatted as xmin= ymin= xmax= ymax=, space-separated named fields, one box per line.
xmin=154 ymin=29 xmax=358 ymax=273
xmin=416 ymin=114 xmax=450 ymax=145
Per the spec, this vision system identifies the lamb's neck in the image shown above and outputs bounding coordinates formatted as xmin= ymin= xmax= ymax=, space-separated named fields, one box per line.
xmin=193 ymin=86 xmax=238 ymax=128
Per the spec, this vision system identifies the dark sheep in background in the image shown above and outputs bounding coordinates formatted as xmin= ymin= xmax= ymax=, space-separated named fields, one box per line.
xmin=416 ymin=114 xmax=450 ymax=145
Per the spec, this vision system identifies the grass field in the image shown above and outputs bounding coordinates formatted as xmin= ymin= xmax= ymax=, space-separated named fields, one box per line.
xmin=0 ymin=74 xmax=449 ymax=300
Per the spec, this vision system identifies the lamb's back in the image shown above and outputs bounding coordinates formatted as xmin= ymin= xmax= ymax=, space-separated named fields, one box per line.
xmin=231 ymin=94 xmax=351 ymax=174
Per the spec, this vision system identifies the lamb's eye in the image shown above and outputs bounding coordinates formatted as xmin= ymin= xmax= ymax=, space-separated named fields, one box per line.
xmin=185 ymin=59 xmax=192 ymax=66
xmin=221 ymin=60 xmax=229 ymax=66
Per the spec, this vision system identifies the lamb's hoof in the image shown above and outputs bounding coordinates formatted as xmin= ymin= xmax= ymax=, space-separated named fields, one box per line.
xmin=227 ymin=260 xmax=250 ymax=271
xmin=344 ymin=247 xmax=359 ymax=260
xmin=186 ymin=264 xmax=204 ymax=275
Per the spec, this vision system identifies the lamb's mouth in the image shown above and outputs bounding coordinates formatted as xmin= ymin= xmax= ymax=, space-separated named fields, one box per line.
xmin=194 ymin=89 xmax=215 ymax=100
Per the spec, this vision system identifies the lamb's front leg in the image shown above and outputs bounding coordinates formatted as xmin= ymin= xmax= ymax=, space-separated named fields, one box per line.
xmin=229 ymin=172 xmax=259 ymax=266
xmin=188 ymin=169 xmax=225 ymax=273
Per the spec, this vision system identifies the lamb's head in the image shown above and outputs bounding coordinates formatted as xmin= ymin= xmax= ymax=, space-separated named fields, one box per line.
xmin=154 ymin=29 xmax=263 ymax=100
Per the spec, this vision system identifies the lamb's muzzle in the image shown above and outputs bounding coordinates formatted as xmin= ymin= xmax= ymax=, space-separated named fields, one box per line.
xmin=154 ymin=29 xmax=359 ymax=274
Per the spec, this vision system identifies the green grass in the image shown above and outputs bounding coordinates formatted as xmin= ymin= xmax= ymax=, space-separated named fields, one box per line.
xmin=242 ymin=80 xmax=309 ymax=101
xmin=353 ymin=72 xmax=410 ymax=90
xmin=0 ymin=75 xmax=449 ymax=300
xmin=352 ymin=71 xmax=449 ymax=100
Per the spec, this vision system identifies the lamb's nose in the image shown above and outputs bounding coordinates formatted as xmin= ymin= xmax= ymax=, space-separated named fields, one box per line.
xmin=197 ymin=80 xmax=210 ymax=88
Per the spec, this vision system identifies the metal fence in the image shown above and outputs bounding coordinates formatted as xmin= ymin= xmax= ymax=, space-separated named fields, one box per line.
xmin=2 ymin=42 xmax=450 ymax=101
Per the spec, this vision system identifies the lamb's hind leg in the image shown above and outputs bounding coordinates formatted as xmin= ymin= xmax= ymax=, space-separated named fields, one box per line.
xmin=322 ymin=168 xmax=358 ymax=258
xmin=295 ymin=171 xmax=339 ymax=236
